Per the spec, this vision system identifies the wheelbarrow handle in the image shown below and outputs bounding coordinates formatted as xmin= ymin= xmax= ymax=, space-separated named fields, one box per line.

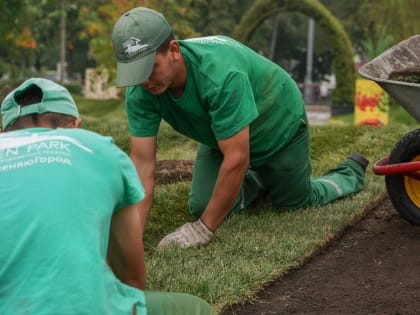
xmin=373 ymin=156 xmax=420 ymax=175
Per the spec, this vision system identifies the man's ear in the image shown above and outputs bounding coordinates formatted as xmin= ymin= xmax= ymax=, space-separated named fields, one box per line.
xmin=67 ymin=118 xmax=82 ymax=128
xmin=169 ymin=40 xmax=181 ymax=60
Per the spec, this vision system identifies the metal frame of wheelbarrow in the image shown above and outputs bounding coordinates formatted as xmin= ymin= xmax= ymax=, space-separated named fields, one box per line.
xmin=373 ymin=156 xmax=420 ymax=179
xmin=358 ymin=34 xmax=420 ymax=224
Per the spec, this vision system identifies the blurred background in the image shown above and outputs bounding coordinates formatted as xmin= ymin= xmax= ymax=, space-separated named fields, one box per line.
xmin=0 ymin=0 xmax=419 ymax=107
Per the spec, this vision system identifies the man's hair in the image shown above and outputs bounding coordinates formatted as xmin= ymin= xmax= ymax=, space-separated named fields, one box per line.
xmin=4 ymin=84 xmax=76 ymax=132
xmin=156 ymin=30 xmax=175 ymax=55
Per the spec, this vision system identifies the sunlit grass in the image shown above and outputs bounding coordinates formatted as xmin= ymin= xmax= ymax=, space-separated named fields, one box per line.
xmin=79 ymin=98 xmax=418 ymax=314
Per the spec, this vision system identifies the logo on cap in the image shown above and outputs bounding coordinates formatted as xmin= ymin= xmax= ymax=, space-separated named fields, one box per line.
xmin=123 ymin=37 xmax=150 ymax=58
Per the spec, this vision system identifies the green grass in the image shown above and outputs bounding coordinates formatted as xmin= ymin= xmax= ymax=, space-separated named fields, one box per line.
xmin=79 ymin=99 xmax=418 ymax=314
xmin=75 ymin=96 xmax=198 ymax=159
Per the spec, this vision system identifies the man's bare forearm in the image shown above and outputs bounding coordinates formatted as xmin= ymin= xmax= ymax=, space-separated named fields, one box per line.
xmin=200 ymin=154 xmax=248 ymax=231
xmin=133 ymin=156 xmax=156 ymax=230
xmin=201 ymin=127 xmax=250 ymax=232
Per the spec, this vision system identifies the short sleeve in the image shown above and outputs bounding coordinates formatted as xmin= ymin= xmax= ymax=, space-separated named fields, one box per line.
xmin=210 ymin=71 xmax=258 ymax=140
xmin=113 ymin=144 xmax=145 ymax=209
xmin=126 ymin=86 xmax=162 ymax=137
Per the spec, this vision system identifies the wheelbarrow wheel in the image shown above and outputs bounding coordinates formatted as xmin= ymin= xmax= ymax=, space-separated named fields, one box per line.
xmin=386 ymin=128 xmax=420 ymax=225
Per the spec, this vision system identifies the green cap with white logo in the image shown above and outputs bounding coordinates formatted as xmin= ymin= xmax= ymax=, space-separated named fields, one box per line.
xmin=1 ymin=78 xmax=80 ymax=129
xmin=112 ymin=7 xmax=172 ymax=87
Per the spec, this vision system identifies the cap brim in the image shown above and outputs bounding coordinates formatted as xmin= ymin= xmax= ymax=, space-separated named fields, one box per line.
xmin=116 ymin=51 xmax=156 ymax=87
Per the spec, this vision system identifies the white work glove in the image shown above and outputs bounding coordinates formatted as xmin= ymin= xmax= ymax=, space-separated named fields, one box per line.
xmin=158 ymin=219 xmax=214 ymax=249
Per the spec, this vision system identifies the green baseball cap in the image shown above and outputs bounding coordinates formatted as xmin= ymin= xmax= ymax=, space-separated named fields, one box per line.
xmin=1 ymin=77 xmax=80 ymax=129
xmin=112 ymin=7 xmax=172 ymax=87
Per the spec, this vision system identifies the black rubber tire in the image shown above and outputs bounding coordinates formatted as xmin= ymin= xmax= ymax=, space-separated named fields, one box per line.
xmin=385 ymin=128 xmax=420 ymax=225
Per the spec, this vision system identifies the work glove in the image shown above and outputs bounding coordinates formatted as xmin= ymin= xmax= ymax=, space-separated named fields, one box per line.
xmin=158 ymin=219 xmax=214 ymax=249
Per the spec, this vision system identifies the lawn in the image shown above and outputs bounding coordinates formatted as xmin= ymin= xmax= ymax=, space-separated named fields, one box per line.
xmin=76 ymin=96 xmax=418 ymax=314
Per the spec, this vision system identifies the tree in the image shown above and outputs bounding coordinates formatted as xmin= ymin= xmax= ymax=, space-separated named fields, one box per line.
xmin=0 ymin=0 xmax=93 ymax=81
xmin=79 ymin=0 xmax=201 ymax=84
xmin=0 ymin=1 xmax=27 ymax=78
xmin=191 ymin=0 xmax=253 ymax=36
xmin=321 ymin=0 xmax=420 ymax=61
xmin=2 ymin=0 xmax=417 ymax=91
xmin=234 ymin=0 xmax=355 ymax=112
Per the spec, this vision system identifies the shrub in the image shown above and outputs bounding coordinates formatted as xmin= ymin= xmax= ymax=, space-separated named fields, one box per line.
xmin=64 ymin=82 xmax=83 ymax=95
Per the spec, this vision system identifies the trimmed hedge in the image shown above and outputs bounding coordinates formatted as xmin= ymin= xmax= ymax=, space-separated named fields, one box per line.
xmin=233 ymin=0 xmax=355 ymax=111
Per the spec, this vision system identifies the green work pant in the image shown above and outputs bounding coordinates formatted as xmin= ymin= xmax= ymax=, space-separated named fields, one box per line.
xmin=188 ymin=122 xmax=366 ymax=216
xmin=143 ymin=291 xmax=212 ymax=314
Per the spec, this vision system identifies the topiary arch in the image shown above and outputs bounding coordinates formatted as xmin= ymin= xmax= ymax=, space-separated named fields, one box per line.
xmin=233 ymin=0 xmax=355 ymax=113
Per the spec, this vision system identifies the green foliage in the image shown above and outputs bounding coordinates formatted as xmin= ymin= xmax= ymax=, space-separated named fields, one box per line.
xmin=0 ymin=79 xmax=24 ymax=92
xmin=240 ymin=10 xmax=337 ymax=83
xmin=358 ymin=0 xmax=420 ymax=51
xmin=0 ymin=0 xmax=95 ymax=80
xmin=79 ymin=0 xmax=201 ymax=84
xmin=192 ymin=0 xmax=254 ymax=36
xmin=0 ymin=0 xmax=23 ymax=66
xmin=63 ymin=82 xmax=83 ymax=95
xmin=360 ymin=27 xmax=394 ymax=61
xmin=0 ymin=0 xmax=24 ymax=30
xmin=234 ymin=0 xmax=355 ymax=109
xmin=322 ymin=0 xmax=420 ymax=60
xmin=2 ymin=0 xmax=418 ymax=102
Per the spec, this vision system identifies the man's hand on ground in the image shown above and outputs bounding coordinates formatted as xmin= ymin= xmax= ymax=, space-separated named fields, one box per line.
xmin=158 ymin=219 xmax=214 ymax=249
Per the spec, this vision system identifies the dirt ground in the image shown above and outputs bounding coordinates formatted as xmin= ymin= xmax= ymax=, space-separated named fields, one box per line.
xmin=155 ymin=159 xmax=194 ymax=184
xmin=156 ymin=160 xmax=420 ymax=315
xmin=221 ymin=193 xmax=420 ymax=315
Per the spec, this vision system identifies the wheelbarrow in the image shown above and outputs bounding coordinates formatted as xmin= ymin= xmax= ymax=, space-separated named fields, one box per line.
xmin=359 ymin=34 xmax=420 ymax=225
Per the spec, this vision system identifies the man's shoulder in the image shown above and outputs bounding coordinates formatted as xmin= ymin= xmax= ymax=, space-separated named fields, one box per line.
xmin=0 ymin=128 xmax=117 ymax=155
xmin=59 ymin=128 xmax=113 ymax=142
xmin=179 ymin=35 xmax=260 ymax=69
xmin=180 ymin=35 xmax=241 ymax=48
xmin=181 ymin=35 xmax=234 ymax=42
xmin=0 ymin=128 xmax=100 ymax=140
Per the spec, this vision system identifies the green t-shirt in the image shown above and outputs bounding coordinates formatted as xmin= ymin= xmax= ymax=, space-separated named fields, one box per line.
xmin=0 ymin=128 xmax=146 ymax=315
xmin=126 ymin=35 xmax=304 ymax=165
